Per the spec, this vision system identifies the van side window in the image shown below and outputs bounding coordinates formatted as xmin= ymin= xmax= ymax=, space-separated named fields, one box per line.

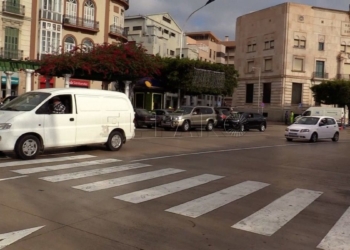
xmin=36 ymin=95 xmax=73 ymax=115
xmin=303 ymin=111 xmax=311 ymax=116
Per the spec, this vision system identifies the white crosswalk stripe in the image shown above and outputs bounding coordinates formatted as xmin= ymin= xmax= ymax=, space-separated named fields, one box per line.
xmin=12 ymin=159 xmax=121 ymax=175
xmin=72 ymin=168 xmax=185 ymax=192
xmin=165 ymin=181 xmax=269 ymax=218
xmin=232 ymin=188 xmax=323 ymax=236
xmin=115 ymin=174 xmax=224 ymax=203
xmin=0 ymin=154 xmax=96 ymax=168
xmin=317 ymin=207 xmax=350 ymax=250
xmin=39 ymin=163 xmax=151 ymax=182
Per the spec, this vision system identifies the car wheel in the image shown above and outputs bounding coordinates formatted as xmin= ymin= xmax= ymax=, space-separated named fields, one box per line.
xmin=106 ymin=131 xmax=123 ymax=151
xmin=332 ymin=132 xmax=339 ymax=142
xmin=259 ymin=123 xmax=266 ymax=132
xmin=309 ymin=133 xmax=318 ymax=143
xmin=182 ymin=120 xmax=190 ymax=132
xmin=15 ymin=135 xmax=40 ymax=160
xmin=286 ymin=138 xmax=293 ymax=142
xmin=206 ymin=121 xmax=214 ymax=131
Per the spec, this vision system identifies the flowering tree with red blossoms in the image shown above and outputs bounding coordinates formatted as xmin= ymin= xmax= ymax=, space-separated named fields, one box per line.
xmin=36 ymin=42 xmax=162 ymax=82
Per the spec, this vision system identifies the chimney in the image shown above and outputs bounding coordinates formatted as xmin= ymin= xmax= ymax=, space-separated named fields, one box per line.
xmin=225 ymin=36 xmax=229 ymax=41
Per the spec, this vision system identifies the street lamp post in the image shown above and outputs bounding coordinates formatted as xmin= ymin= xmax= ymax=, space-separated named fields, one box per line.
xmin=177 ymin=0 xmax=215 ymax=108
xmin=252 ymin=67 xmax=261 ymax=113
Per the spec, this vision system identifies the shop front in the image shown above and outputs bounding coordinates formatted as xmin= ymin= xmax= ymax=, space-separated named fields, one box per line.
xmin=1 ymin=72 xmax=19 ymax=98
xmin=39 ymin=76 xmax=54 ymax=89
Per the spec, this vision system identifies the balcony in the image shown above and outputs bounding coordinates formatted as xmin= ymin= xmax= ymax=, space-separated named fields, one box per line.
xmin=63 ymin=15 xmax=99 ymax=32
xmin=109 ymin=25 xmax=128 ymax=42
xmin=2 ymin=0 xmax=25 ymax=16
xmin=111 ymin=0 xmax=129 ymax=10
xmin=0 ymin=48 xmax=23 ymax=60
xmin=312 ymin=72 xmax=328 ymax=79
xmin=337 ymin=74 xmax=350 ymax=80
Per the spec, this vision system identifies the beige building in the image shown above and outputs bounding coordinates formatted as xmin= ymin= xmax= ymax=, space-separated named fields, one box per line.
xmin=233 ymin=2 xmax=350 ymax=121
xmin=28 ymin=0 xmax=129 ymax=91
xmin=0 ymin=0 xmax=33 ymax=98
xmin=219 ymin=36 xmax=236 ymax=65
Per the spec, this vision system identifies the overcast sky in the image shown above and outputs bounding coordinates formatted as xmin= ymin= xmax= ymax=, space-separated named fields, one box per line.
xmin=127 ymin=0 xmax=349 ymax=41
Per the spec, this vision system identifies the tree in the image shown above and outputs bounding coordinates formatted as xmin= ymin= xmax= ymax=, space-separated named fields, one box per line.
xmin=311 ymin=80 xmax=350 ymax=123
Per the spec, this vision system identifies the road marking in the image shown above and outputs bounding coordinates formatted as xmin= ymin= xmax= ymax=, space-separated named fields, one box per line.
xmin=132 ymin=134 xmax=269 ymax=140
xmin=166 ymin=181 xmax=270 ymax=218
xmin=130 ymin=144 xmax=301 ymax=162
xmin=73 ymin=168 xmax=185 ymax=192
xmin=0 ymin=155 xmax=96 ymax=168
xmin=232 ymin=188 xmax=323 ymax=236
xmin=115 ymin=174 xmax=224 ymax=203
xmin=317 ymin=207 xmax=350 ymax=250
xmin=0 ymin=226 xmax=45 ymax=249
xmin=12 ymin=159 xmax=121 ymax=175
xmin=0 ymin=176 xmax=28 ymax=182
xmin=39 ymin=163 xmax=151 ymax=182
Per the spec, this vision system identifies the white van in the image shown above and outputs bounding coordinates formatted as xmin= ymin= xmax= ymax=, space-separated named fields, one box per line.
xmin=297 ymin=107 xmax=346 ymax=124
xmin=0 ymin=88 xmax=135 ymax=159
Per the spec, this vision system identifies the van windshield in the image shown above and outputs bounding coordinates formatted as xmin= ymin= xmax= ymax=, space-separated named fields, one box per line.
xmin=0 ymin=92 xmax=51 ymax=111
xmin=302 ymin=111 xmax=311 ymax=116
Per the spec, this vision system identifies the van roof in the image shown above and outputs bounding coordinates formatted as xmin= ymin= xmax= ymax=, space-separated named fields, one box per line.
xmin=31 ymin=88 xmax=127 ymax=97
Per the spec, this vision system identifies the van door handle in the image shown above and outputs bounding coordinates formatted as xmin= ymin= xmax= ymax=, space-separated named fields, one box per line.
xmin=70 ymin=118 xmax=74 ymax=121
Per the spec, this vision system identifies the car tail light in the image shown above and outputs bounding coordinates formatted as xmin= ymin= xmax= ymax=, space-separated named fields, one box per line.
xmin=221 ymin=114 xmax=227 ymax=119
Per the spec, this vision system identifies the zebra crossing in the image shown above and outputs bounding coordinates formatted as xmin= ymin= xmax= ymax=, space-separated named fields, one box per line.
xmin=1 ymin=154 xmax=349 ymax=249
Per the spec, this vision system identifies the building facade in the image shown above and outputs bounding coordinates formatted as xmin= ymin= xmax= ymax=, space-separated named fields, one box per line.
xmin=0 ymin=0 xmax=33 ymax=98
xmin=28 ymin=0 xmax=129 ymax=91
xmin=219 ymin=36 xmax=235 ymax=65
xmin=233 ymin=2 xmax=350 ymax=121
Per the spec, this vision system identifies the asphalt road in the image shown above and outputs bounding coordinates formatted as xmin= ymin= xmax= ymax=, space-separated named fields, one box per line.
xmin=0 ymin=125 xmax=350 ymax=250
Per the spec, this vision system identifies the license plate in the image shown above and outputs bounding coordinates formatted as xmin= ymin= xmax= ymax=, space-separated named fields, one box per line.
xmin=289 ymin=133 xmax=297 ymax=135
xmin=288 ymin=133 xmax=298 ymax=137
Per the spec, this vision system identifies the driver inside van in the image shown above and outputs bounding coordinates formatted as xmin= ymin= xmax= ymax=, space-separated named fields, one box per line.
xmin=50 ymin=96 xmax=66 ymax=114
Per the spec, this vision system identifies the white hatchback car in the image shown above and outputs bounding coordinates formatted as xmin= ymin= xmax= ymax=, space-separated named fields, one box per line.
xmin=285 ymin=116 xmax=339 ymax=142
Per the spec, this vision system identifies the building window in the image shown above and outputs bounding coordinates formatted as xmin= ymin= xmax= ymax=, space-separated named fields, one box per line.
xmin=4 ymin=27 xmax=19 ymax=59
xmin=294 ymin=39 xmax=306 ymax=48
xmin=42 ymin=0 xmax=62 ymax=22
xmin=113 ymin=16 xmax=119 ymax=26
xmin=291 ymin=83 xmax=302 ymax=104
xmin=246 ymin=84 xmax=254 ymax=103
xmin=318 ymin=42 xmax=324 ymax=51
xmin=264 ymin=58 xmax=272 ymax=71
xmin=247 ymin=44 xmax=256 ymax=52
xmin=83 ymin=0 xmax=95 ymax=28
xmin=66 ymin=0 xmax=77 ymax=22
xmin=41 ymin=22 xmax=61 ymax=55
xmin=82 ymin=38 xmax=93 ymax=52
xmin=341 ymin=44 xmax=346 ymax=52
xmin=64 ymin=36 xmax=75 ymax=52
xmin=170 ymin=50 xmax=175 ymax=56
xmin=209 ymin=49 xmax=212 ymax=58
xmin=264 ymin=40 xmax=274 ymax=50
xmin=263 ymin=83 xmax=271 ymax=104
xmin=315 ymin=60 xmax=325 ymax=78
xmin=162 ymin=16 xmax=171 ymax=24
xmin=247 ymin=61 xmax=254 ymax=73
xmin=293 ymin=57 xmax=304 ymax=71
xmin=133 ymin=26 xmax=142 ymax=31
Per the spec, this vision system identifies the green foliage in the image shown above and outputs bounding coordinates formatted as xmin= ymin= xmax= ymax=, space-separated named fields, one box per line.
xmin=158 ymin=57 xmax=238 ymax=96
xmin=311 ymin=80 xmax=350 ymax=107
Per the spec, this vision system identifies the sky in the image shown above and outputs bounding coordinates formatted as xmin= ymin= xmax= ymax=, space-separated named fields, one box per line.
xmin=126 ymin=0 xmax=349 ymax=41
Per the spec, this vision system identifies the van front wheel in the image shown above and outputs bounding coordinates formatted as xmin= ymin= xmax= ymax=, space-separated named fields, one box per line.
xmin=15 ymin=135 xmax=40 ymax=160
xmin=106 ymin=131 xmax=123 ymax=151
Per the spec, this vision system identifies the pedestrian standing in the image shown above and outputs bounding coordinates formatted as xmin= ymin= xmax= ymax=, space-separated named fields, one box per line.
xmin=290 ymin=111 xmax=294 ymax=124
xmin=285 ymin=111 xmax=289 ymax=125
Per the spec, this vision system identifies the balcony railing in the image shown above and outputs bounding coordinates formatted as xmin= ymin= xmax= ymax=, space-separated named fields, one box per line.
xmin=337 ymin=74 xmax=350 ymax=80
xmin=0 ymin=48 xmax=23 ymax=60
xmin=2 ymin=0 xmax=25 ymax=16
xmin=313 ymin=72 xmax=328 ymax=79
xmin=109 ymin=25 xmax=128 ymax=37
xmin=63 ymin=15 xmax=99 ymax=31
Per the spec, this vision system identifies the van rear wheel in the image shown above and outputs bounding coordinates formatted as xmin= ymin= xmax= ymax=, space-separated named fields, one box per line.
xmin=15 ymin=135 xmax=40 ymax=160
xmin=106 ymin=131 xmax=123 ymax=151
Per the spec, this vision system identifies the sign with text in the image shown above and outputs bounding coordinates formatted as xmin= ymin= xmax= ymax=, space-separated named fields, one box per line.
xmin=342 ymin=22 xmax=350 ymax=36
xmin=70 ymin=78 xmax=89 ymax=87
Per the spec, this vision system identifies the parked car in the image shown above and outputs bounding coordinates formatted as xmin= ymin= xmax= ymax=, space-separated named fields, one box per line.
xmin=285 ymin=116 xmax=339 ymax=142
xmin=162 ymin=106 xmax=217 ymax=131
xmin=0 ymin=96 xmax=17 ymax=108
xmin=215 ymin=107 xmax=231 ymax=127
xmin=134 ymin=108 xmax=160 ymax=128
xmin=152 ymin=109 xmax=174 ymax=127
xmin=224 ymin=112 xmax=267 ymax=132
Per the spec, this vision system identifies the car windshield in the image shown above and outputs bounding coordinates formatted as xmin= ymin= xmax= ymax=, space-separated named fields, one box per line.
xmin=174 ymin=107 xmax=193 ymax=114
xmin=294 ymin=117 xmax=320 ymax=125
xmin=0 ymin=92 xmax=51 ymax=111
xmin=137 ymin=109 xmax=150 ymax=116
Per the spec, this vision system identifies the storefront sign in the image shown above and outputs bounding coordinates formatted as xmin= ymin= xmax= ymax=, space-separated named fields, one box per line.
xmin=1 ymin=72 xmax=19 ymax=85
xmin=342 ymin=22 xmax=350 ymax=36
xmin=70 ymin=79 xmax=89 ymax=87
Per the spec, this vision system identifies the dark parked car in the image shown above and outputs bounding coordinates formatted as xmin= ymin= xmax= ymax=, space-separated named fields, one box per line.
xmin=215 ymin=107 xmax=231 ymax=127
xmin=152 ymin=109 xmax=174 ymax=126
xmin=224 ymin=112 xmax=267 ymax=132
xmin=134 ymin=108 xmax=161 ymax=128
xmin=0 ymin=96 xmax=17 ymax=108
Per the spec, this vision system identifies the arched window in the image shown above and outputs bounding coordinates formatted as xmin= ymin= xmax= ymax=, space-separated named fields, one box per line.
xmin=64 ymin=36 xmax=75 ymax=52
xmin=82 ymin=38 xmax=93 ymax=52
xmin=83 ymin=0 xmax=95 ymax=28
xmin=66 ymin=0 xmax=77 ymax=24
